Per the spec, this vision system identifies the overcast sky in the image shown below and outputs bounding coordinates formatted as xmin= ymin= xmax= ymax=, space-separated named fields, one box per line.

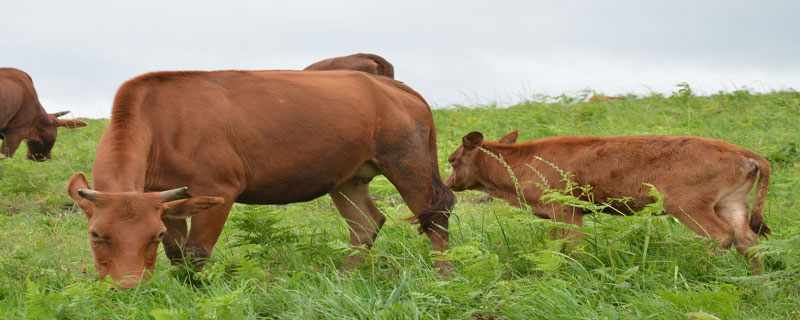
xmin=2 ymin=0 xmax=798 ymax=118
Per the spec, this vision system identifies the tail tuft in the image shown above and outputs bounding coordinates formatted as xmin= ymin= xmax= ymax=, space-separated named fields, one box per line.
xmin=749 ymin=156 xmax=771 ymax=238
xmin=749 ymin=215 xmax=771 ymax=237
xmin=408 ymin=177 xmax=455 ymax=233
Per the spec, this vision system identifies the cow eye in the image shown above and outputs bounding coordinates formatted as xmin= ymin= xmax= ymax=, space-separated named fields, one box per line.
xmin=152 ymin=232 xmax=167 ymax=243
xmin=89 ymin=231 xmax=105 ymax=242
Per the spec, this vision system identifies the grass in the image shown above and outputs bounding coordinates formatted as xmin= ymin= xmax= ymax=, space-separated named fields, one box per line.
xmin=1 ymin=86 xmax=799 ymax=319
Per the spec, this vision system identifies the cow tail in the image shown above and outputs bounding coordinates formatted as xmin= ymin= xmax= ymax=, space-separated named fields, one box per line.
xmin=749 ymin=156 xmax=771 ymax=237
xmin=408 ymin=119 xmax=455 ymax=234
xmin=412 ymin=177 xmax=456 ymax=233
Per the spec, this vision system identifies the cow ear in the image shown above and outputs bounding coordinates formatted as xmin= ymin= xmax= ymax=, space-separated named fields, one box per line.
xmin=498 ymin=130 xmax=519 ymax=144
xmin=162 ymin=197 xmax=225 ymax=219
xmin=52 ymin=118 xmax=88 ymax=129
xmin=462 ymin=131 xmax=484 ymax=151
xmin=67 ymin=173 xmax=94 ymax=218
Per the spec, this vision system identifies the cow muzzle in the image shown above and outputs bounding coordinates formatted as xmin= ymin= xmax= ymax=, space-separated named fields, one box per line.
xmin=26 ymin=152 xmax=50 ymax=162
xmin=112 ymin=276 xmax=141 ymax=290
xmin=105 ymin=270 xmax=150 ymax=290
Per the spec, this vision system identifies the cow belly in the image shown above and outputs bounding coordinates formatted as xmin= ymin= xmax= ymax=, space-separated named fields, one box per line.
xmin=234 ymin=161 xmax=379 ymax=205
xmin=235 ymin=183 xmax=336 ymax=205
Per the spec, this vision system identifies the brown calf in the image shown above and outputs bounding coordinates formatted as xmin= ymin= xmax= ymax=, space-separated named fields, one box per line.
xmin=304 ymin=53 xmax=395 ymax=78
xmin=0 ymin=68 xmax=87 ymax=160
xmin=445 ymin=130 xmax=770 ymax=271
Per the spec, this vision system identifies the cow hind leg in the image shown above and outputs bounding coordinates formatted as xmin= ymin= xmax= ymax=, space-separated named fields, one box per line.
xmin=715 ymin=190 xmax=763 ymax=273
xmin=377 ymin=159 xmax=455 ymax=274
xmin=666 ymin=200 xmax=735 ymax=249
xmin=330 ymin=178 xmax=386 ymax=270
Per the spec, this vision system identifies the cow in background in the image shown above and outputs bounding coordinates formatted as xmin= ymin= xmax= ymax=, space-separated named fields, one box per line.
xmin=589 ymin=95 xmax=625 ymax=103
xmin=1 ymin=68 xmax=87 ymax=161
xmin=445 ymin=130 xmax=770 ymax=272
xmin=305 ymin=53 xmax=395 ymax=79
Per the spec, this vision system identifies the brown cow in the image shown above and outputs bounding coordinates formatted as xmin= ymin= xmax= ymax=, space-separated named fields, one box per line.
xmin=589 ymin=95 xmax=625 ymax=103
xmin=66 ymin=70 xmax=454 ymax=288
xmin=304 ymin=53 xmax=395 ymax=79
xmin=445 ymin=130 xmax=770 ymax=272
xmin=0 ymin=68 xmax=87 ymax=160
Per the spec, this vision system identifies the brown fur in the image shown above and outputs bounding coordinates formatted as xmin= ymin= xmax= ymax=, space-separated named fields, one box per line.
xmin=304 ymin=53 xmax=395 ymax=79
xmin=445 ymin=130 xmax=770 ymax=273
xmin=67 ymin=70 xmax=453 ymax=288
xmin=0 ymin=68 xmax=87 ymax=160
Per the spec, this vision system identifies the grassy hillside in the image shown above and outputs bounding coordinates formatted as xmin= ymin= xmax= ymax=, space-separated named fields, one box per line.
xmin=1 ymin=87 xmax=799 ymax=319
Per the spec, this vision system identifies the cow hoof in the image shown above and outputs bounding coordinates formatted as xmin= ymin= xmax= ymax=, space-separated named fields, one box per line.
xmin=164 ymin=244 xmax=185 ymax=263
xmin=340 ymin=255 xmax=365 ymax=272
xmin=434 ymin=260 xmax=453 ymax=277
xmin=182 ymin=244 xmax=211 ymax=268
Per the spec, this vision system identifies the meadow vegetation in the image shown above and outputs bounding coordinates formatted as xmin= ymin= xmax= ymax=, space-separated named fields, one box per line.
xmin=1 ymin=86 xmax=798 ymax=319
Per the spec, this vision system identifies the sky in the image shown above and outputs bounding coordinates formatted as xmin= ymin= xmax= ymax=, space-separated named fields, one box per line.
xmin=2 ymin=0 xmax=798 ymax=118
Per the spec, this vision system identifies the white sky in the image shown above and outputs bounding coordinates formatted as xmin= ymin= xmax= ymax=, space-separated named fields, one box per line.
xmin=2 ymin=0 xmax=798 ymax=118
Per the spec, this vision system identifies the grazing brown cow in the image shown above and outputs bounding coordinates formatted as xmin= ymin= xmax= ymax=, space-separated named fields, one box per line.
xmin=304 ymin=53 xmax=395 ymax=79
xmin=66 ymin=70 xmax=454 ymax=288
xmin=0 ymin=68 xmax=87 ymax=160
xmin=445 ymin=130 xmax=770 ymax=271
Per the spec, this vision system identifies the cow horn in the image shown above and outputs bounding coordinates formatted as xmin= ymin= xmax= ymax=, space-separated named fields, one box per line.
xmin=77 ymin=189 xmax=98 ymax=201
xmin=161 ymin=187 xmax=188 ymax=201
xmin=52 ymin=111 xmax=70 ymax=117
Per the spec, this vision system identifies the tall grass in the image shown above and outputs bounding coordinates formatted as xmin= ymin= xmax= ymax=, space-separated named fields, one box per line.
xmin=1 ymin=87 xmax=799 ymax=319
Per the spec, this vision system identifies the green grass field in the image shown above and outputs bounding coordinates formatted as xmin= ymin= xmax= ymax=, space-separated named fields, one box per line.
xmin=1 ymin=87 xmax=799 ymax=319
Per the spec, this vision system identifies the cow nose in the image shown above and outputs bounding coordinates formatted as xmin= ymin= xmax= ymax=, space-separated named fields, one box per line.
xmin=444 ymin=176 xmax=454 ymax=188
xmin=26 ymin=153 xmax=47 ymax=162
xmin=113 ymin=276 xmax=141 ymax=290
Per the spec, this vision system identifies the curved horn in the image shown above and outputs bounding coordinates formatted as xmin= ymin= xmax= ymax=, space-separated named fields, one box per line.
xmin=161 ymin=187 xmax=188 ymax=201
xmin=51 ymin=111 xmax=70 ymax=117
xmin=77 ymin=189 xmax=98 ymax=201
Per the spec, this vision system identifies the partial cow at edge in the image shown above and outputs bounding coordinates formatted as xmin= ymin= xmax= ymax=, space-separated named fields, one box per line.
xmin=66 ymin=70 xmax=453 ymax=289
xmin=445 ymin=130 xmax=770 ymax=273
xmin=304 ymin=53 xmax=395 ymax=79
xmin=0 ymin=68 xmax=87 ymax=161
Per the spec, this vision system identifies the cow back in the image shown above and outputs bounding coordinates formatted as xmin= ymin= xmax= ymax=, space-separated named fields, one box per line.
xmin=94 ymin=70 xmax=428 ymax=204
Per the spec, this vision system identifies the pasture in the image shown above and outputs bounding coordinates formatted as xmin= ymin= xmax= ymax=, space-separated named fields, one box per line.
xmin=1 ymin=87 xmax=799 ymax=319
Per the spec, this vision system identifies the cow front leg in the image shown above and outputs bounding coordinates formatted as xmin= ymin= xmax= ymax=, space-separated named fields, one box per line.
xmin=161 ymin=217 xmax=188 ymax=263
xmin=0 ymin=132 xmax=23 ymax=159
xmin=549 ymin=204 xmax=585 ymax=239
xmin=182 ymin=201 xmax=235 ymax=269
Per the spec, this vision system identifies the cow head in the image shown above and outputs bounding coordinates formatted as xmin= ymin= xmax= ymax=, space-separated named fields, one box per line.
xmin=444 ymin=130 xmax=518 ymax=191
xmin=26 ymin=111 xmax=88 ymax=161
xmin=66 ymin=173 xmax=224 ymax=289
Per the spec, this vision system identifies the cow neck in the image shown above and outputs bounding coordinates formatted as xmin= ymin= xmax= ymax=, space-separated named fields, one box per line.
xmin=476 ymin=144 xmax=530 ymax=191
xmin=90 ymin=122 xmax=150 ymax=193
